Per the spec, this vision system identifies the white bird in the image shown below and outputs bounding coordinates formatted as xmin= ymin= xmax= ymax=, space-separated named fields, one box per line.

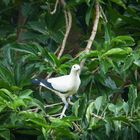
xmin=32 ymin=64 xmax=81 ymax=118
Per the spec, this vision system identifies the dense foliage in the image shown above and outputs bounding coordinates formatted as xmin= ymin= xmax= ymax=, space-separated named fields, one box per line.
xmin=0 ymin=0 xmax=140 ymax=139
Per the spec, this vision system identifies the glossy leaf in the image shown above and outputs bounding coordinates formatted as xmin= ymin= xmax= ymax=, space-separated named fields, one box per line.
xmin=94 ymin=96 xmax=103 ymax=114
xmin=0 ymin=128 xmax=10 ymax=140
xmin=102 ymin=47 xmax=132 ymax=57
xmin=111 ymin=0 xmax=126 ymax=8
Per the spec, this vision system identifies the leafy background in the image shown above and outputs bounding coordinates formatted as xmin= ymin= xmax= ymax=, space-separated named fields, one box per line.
xmin=0 ymin=0 xmax=140 ymax=140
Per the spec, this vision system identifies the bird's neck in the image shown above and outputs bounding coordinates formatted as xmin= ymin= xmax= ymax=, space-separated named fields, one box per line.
xmin=70 ymin=70 xmax=79 ymax=77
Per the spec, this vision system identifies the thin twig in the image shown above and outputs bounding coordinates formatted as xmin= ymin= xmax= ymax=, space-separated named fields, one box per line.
xmin=50 ymin=113 xmax=62 ymax=117
xmin=27 ymin=102 xmax=63 ymax=112
xmin=46 ymin=72 xmax=53 ymax=79
xmin=57 ymin=0 xmax=72 ymax=59
xmin=64 ymin=9 xmax=69 ymax=28
xmin=54 ymin=45 xmax=61 ymax=55
xmin=80 ymin=1 xmax=100 ymax=70
xmin=28 ymin=108 xmax=39 ymax=112
xmin=91 ymin=113 xmax=104 ymax=120
xmin=92 ymin=67 xmax=99 ymax=74
xmin=67 ymin=100 xmax=74 ymax=105
xmin=85 ymin=1 xmax=100 ymax=53
xmin=44 ymin=0 xmax=72 ymax=79
xmin=72 ymin=122 xmax=82 ymax=133
xmin=101 ymin=104 xmax=108 ymax=118
xmin=50 ymin=0 xmax=59 ymax=15
xmin=44 ymin=102 xmax=63 ymax=108
xmin=100 ymin=5 xmax=108 ymax=23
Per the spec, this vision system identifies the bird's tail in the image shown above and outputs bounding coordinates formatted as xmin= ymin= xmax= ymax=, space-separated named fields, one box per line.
xmin=31 ymin=79 xmax=54 ymax=89
xmin=31 ymin=79 xmax=41 ymax=85
xmin=31 ymin=79 xmax=63 ymax=97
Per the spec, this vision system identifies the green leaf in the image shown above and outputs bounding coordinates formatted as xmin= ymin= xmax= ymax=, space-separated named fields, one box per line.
xmin=130 ymin=123 xmax=140 ymax=133
xmin=94 ymin=96 xmax=103 ymax=114
xmin=85 ymin=6 xmax=93 ymax=26
xmin=12 ymin=98 xmax=26 ymax=109
xmin=2 ymin=0 xmax=10 ymax=5
xmin=123 ymin=127 xmax=129 ymax=140
xmin=48 ymin=53 xmax=60 ymax=66
xmin=31 ymin=99 xmax=46 ymax=114
xmin=104 ymin=77 xmax=117 ymax=90
xmin=102 ymin=47 xmax=132 ymax=57
xmin=111 ymin=36 xmax=135 ymax=46
xmin=100 ymin=59 xmax=112 ymax=74
xmin=128 ymin=85 xmax=137 ymax=106
xmin=11 ymin=86 xmax=22 ymax=91
xmin=123 ymin=102 xmax=129 ymax=115
xmin=47 ymin=105 xmax=62 ymax=115
xmin=0 ymin=128 xmax=10 ymax=140
xmin=62 ymin=116 xmax=81 ymax=122
xmin=51 ymin=118 xmax=72 ymax=128
xmin=86 ymin=102 xmax=94 ymax=122
xmin=42 ymin=127 xmax=49 ymax=139
xmin=22 ymin=2 xmax=32 ymax=17
xmin=105 ymin=121 xmax=111 ymax=136
xmin=80 ymin=50 xmax=99 ymax=60
xmin=122 ymin=55 xmax=134 ymax=71
xmin=28 ymin=21 xmax=47 ymax=34
xmin=0 ymin=105 xmax=6 ymax=112
xmin=108 ymin=103 xmax=116 ymax=113
xmin=134 ymin=60 xmax=140 ymax=67
xmin=72 ymin=99 xmax=80 ymax=117
xmin=10 ymin=43 xmax=37 ymax=55
xmin=114 ymin=120 xmax=121 ymax=131
xmin=111 ymin=0 xmax=126 ymax=9
xmin=108 ymin=103 xmax=123 ymax=116
xmin=19 ymin=89 xmax=33 ymax=99
xmin=104 ymin=23 xmax=111 ymax=44
xmin=0 ymin=64 xmax=14 ymax=85
xmin=0 ymin=89 xmax=14 ymax=100
xmin=20 ymin=111 xmax=48 ymax=128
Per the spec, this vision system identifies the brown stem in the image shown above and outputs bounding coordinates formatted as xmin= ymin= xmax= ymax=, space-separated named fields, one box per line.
xmin=80 ymin=1 xmax=100 ymax=70
xmin=91 ymin=113 xmax=104 ymax=120
xmin=50 ymin=0 xmax=59 ymax=15
xmin=45 ymin=0 xmax=72 ymax=79
xmin=57 ymin=0 xmax=72 ymax=59
xmin=16 ymin=1 xmax=27 ymax=42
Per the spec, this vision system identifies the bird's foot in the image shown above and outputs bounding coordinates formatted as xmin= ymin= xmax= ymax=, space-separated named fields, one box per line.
xmin=67 ymin=96 xmax=74 ymax=105
xmin=59 ymin=113 xmax=66 ymax=119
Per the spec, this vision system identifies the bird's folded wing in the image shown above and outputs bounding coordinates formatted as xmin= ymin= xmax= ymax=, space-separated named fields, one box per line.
xmin=47 ymin=75 xmax=72 ymax=93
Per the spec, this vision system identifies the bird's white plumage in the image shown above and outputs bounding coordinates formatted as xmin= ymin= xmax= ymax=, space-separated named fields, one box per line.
xmin=47 ymin=64 xmax=81 ymax=96
xmin=32 ymin=64 xmax=81 ymax=118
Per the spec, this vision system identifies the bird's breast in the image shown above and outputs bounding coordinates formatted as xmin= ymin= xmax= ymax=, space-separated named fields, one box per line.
xmin=68 ymin=76 xmax=81 ymax=95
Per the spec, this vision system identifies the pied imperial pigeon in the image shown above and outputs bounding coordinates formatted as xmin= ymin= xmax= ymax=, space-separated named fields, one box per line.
xmin=32 ymin=64 xmax=81 ymax=118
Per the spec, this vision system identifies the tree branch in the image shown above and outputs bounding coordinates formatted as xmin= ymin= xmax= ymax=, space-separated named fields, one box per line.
xmin=50 ymin=0 xmax=59 ymax=15
xmin=16 ymin=2 xmax=27 ymax=43
xmin=80 ymin=1 xmax=100 ymax=70
xmin=44 ymin=102 xmax=63 ymax=108
xmin=72 ymin=122 xmax=83 ymax=133
xmin=57 ymin=0 xmax=72 ymax=59
xmin=91 ymin=113 xmax=104 ymax=120
xmin=44 ymin=0 xmax=72 ymax=79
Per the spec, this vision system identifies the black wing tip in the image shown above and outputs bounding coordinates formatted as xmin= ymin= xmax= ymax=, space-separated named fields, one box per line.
xmin=31 ymin=79 xmax=54 ymax=90
xmin=31 ymin=79 xmax=40 ymax=85
xmin=41 ymin=80 xmax=54 ymax=89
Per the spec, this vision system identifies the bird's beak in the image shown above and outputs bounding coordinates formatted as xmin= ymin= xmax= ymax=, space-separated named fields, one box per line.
xmin=77 ymin=66 xmax=80 ymax=71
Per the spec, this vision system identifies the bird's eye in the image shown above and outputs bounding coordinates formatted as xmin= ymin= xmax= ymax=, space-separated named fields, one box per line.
xmin=73 ymin=66 xmax=76 ymax=68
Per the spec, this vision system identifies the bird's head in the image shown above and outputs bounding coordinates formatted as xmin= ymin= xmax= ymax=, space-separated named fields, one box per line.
xmin=71 ymin=64 xmax=80 ymax=72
